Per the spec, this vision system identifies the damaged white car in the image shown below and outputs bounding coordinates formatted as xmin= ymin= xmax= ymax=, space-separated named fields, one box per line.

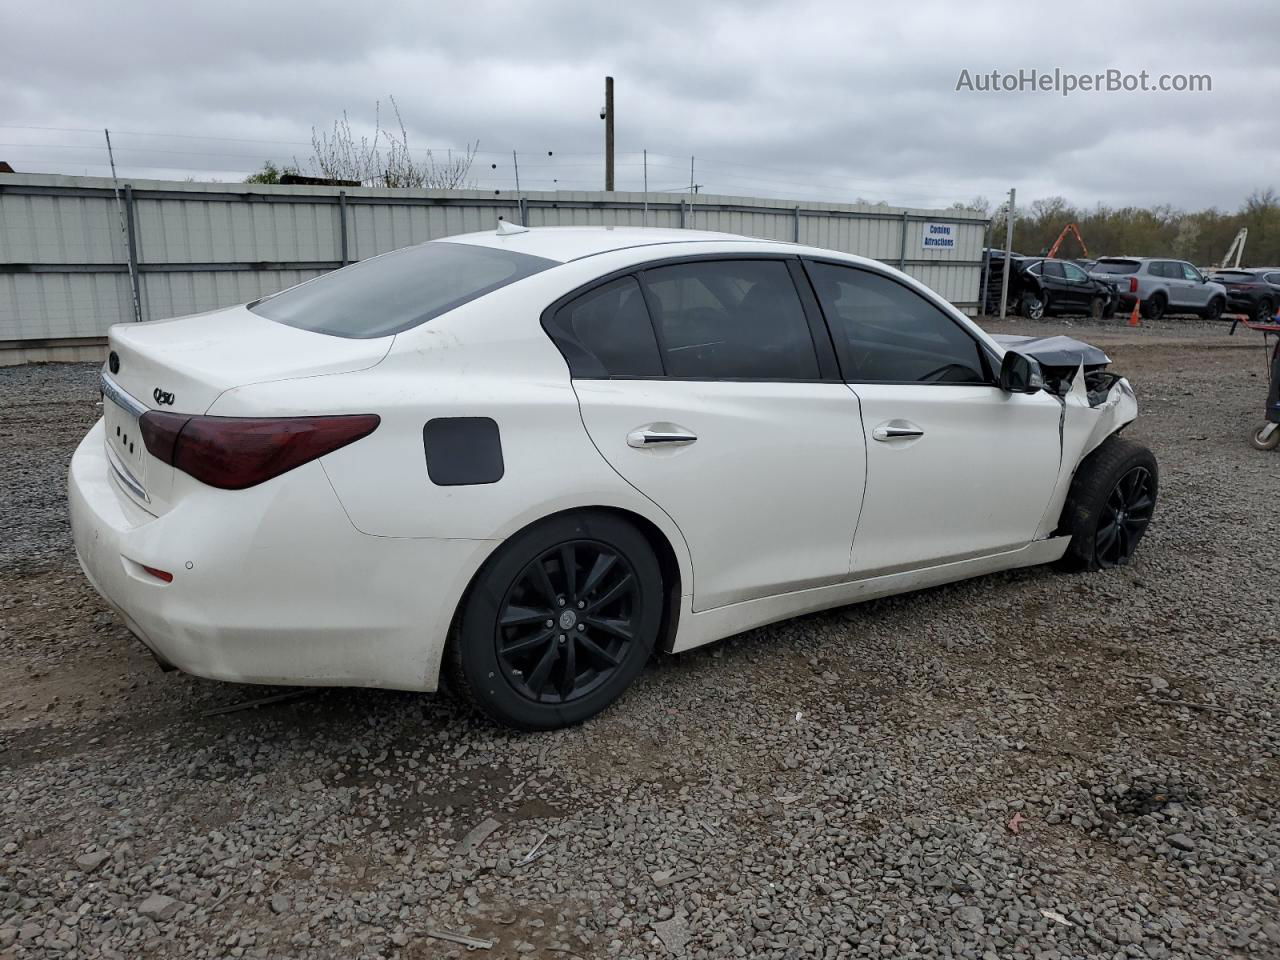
xmin=69 ymin=226 xmax=1156 ymax=730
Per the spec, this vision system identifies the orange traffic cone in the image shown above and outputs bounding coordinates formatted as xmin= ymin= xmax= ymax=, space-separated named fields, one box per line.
xmin=1128 ymin=298 xmax=1141 ymax=327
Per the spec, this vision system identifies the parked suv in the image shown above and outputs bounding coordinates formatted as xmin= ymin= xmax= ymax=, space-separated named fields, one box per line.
xmin=1014 ymin=257 xmax=1118 ymax=321
xmin=1207 ymin=267 xmax=1280 ymax=324
xmin=1090 ymin=257 xmax=1227 ymax=320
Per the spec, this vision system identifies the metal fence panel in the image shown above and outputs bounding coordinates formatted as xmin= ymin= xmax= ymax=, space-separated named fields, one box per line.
xmin=0 ymin=174 xmax=988 ymax=348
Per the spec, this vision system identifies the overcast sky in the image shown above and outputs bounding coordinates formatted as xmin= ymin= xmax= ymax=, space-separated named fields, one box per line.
xmin=2 ymin=0 xmax=1276 ymax=212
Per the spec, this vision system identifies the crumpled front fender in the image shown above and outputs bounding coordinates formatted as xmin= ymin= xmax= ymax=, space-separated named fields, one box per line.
xmin=1035 ymin=372 xmax=1139 ymax=539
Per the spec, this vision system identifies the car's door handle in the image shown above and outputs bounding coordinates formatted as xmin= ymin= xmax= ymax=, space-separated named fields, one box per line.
xmin=627 ymin=425 xmax=698 ymax=448
xmin=872 ymin=422 xmax=924 ymax=442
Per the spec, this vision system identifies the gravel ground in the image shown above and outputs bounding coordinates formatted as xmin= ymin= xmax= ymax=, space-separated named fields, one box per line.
xmin=1 ymin=316 xmax=1278 ymax=960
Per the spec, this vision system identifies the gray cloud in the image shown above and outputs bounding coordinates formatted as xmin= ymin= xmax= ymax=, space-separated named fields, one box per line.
xmin=2 ymin=0 xmax=1275 ymax=210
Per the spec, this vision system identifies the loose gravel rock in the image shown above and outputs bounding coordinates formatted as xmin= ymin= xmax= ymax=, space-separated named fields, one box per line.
xmin=1 ymin=318 xmax=1278 ymax=960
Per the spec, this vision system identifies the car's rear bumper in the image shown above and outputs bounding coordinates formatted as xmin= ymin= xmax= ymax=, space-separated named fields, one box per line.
xmin=69 ymin=419 xmax=494 ymax=691
xmin=1225 ymin=294 xmax=1259 ymax=313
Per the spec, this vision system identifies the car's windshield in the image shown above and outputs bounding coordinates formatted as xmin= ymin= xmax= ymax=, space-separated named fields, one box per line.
xmin=250 ymin=241 xmax=557 ymax=339
xmin=1093 ymin=260 xmax=1140 ymax=274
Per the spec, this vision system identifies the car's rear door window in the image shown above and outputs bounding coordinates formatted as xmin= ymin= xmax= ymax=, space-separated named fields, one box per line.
xmin=806 ymin=261 xmax=988 ymax=384
xmin=1042 ymin=261 xmax=1066 ymax=279
xmin=639 ymin=260 xmax=820 ymax=380
xmin=552 ymin=276 xmax=663 ymax=377
xmin=250 ymin=241 xmax=557 ymax=339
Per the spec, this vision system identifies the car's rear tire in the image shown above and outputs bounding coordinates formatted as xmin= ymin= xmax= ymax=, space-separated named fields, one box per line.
xmin=1203 ymin=296 xmax=1224 ymax=321
xmin=1256 ymin=299 xmax=1276 ymax=324
xmin=1142 ymin=294 xmax=1166 ymax=321
xmin=445 ymin=511 xmax=663 ymax=730
xmin=1058 ymin=436 xmax=1158 ymax=572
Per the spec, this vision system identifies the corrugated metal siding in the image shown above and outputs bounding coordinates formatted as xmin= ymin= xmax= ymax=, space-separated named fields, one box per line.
xmin=0 ymin=174 xmax=988 ymax=343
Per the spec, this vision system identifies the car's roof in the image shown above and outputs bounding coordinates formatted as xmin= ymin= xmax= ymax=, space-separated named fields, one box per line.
xmin=442 ymin=225 xmax=782 ymax=263
xmin=1099 ymin=256 xmax=1189 ymax=264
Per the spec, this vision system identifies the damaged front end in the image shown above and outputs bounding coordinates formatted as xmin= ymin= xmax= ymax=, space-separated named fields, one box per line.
xmin=994 ymin=334 xmax=1140 ymax=539
xmin=994 ymin=334 xmax=1126 ymax=407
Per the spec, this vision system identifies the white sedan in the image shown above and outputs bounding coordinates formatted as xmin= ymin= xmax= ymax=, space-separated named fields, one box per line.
xmin=69 ymin=225 xmax=1157 ymax=729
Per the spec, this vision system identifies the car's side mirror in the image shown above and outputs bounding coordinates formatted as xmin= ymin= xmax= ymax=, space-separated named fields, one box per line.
xmin=999 ymin=351 xmax=1044 ymax=394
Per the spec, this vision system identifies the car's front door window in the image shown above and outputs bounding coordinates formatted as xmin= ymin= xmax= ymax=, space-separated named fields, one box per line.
xmin=805 ymin=261 xmax=988 ymax=384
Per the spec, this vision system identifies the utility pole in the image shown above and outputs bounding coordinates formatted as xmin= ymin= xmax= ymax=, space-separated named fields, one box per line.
xmin=104 ymin=129 xmax=142 ymax=323
xmin=603 ymin=76 xmax=615 ymax=191
xmin=642 ymin=149 xmax=648 ymax=225
xmin=998 ymin=187 xmax=1016 ymax=320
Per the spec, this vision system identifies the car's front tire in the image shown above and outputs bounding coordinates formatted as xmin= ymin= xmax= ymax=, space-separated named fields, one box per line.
xmin=1058 ymin=436 xmax=1158 ymax=571
xmin=1203 ymin=296 xmax=1224 ymax=321
xmin=445 ymin=511 xmax=663 ymax=730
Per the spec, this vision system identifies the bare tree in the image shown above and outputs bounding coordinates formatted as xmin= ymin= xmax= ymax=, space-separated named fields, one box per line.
xmin=950 ymin=195 xmax=991 ymax=217
xmin=306 ymin=98 xmax=478 ymax=189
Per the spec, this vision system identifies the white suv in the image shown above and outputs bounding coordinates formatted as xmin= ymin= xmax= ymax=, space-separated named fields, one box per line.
xmin=1091 ymin=257 xmax=1227 ymax=320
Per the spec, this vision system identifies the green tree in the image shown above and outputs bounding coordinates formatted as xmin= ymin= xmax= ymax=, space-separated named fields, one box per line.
xmin=244 ymin=161 xmax=298 ymax=184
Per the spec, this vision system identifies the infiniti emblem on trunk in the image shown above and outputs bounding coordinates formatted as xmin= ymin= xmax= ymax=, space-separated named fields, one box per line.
xmin=153 ymin=388 xmax=175 ymax=406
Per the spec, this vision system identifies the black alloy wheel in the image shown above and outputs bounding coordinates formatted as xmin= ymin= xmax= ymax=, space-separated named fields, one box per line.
xmin=496 ymin=540 xmax=639 ymax=704
xmin=1058 ymin=436 xmax=1159 ymax=572
xmin=445 ymin=510 xmax=663 ymax=730
xmin=1094 ymin=466 xmax=1156 ymax=568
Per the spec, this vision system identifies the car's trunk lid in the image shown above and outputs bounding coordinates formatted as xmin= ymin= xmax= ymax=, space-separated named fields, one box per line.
xmin=102 ymin=304 xmax=391 ymax=513
xmin=107 ymin=304 xmax=391 ymax=415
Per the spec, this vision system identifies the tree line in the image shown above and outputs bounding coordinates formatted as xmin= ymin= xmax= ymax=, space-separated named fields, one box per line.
xmin=957 ymin=190 xmax=1280 ymax=268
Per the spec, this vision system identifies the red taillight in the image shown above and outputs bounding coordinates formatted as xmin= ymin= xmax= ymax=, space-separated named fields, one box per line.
xmin=139 ymin=412 xmax=379 ymax=490
xmin=1128 ymin=277 xmax=1139 ymax=293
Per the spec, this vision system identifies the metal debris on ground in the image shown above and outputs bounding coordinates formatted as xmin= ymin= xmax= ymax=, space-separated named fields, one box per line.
xmin=455 ymin=817 xmax=502 ymax=856
xmin=424 ymin=928 xmax=494 ymax=949
xmin=1040 ymin=908 xmax=1075 ymax=926
xmin=516 ymin=832 xmax=550 ymax=866
xmin=199 ymin=689 xmax=315 ymax=717
xmin=1007 ymin=811 xmax=1028 ymax=834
